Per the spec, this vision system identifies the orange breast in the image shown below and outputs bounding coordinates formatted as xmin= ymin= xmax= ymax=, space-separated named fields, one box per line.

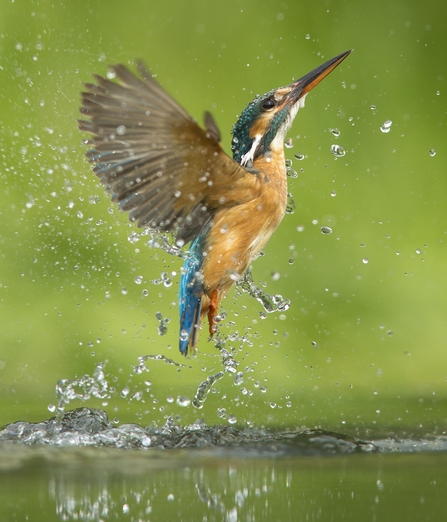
xmin=201 ymin=150 xmax=288 ymax=297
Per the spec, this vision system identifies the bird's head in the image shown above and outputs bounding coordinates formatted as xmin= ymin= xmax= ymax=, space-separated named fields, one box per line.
xmin=231 ymin=50 xmax=351 ymax=167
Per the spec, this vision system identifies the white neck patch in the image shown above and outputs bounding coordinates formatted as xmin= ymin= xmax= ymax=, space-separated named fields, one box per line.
xmin=241 ymin=134 xmax=262 ymax=167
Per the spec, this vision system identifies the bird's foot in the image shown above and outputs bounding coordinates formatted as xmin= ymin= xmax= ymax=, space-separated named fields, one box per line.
xmin=207 ymin=289 xmax=219 ymax=337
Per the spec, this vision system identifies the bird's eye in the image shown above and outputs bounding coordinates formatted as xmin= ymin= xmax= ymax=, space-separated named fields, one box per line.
xmin=261 ymin=98 xmax=276 ymax=110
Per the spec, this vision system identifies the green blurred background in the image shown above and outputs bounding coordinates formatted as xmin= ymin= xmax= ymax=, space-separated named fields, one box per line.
xmin=0 ymin=0 xmax=446 ymax=436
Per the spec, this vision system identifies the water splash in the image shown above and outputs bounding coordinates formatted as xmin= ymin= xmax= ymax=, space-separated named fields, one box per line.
xmin=55 ymin=363 xmax=110 ymax=421
xmin=134 ymin=354 xmax=186 ymax=374
xmin=147 ymin=231 xmax=185 ymax=258
xmin=150 ymin=271 xmax=172 ymax=287
xmin=192 ymin=371 xmax=225 ymax=409
xmin=237 ymin=268 xmax=290 ymax=314
xmin=155 ymin=311 xmax=169 ymax=336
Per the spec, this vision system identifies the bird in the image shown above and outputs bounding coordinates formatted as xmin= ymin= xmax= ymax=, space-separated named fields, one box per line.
xmin=78 ymin=50 xmax=351 ymax=356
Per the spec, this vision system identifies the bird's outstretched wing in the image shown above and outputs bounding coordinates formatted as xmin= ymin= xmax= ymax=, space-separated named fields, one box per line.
xmin=79 ymin=62 xmax=261 ymax=245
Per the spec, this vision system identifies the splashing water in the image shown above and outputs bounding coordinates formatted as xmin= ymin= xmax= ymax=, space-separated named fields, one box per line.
xmin=192 ymin=371 xmax=225 ymax=409
xmin=155 ymin=311 xmax=170 ymax=336
xmin=134 ymin=354 xmax=186 ymax=375
xmin=237 ymin=268 xmax=291 ymax=314
xmin=55 ymin=363 xmax=110 ymax=421
xmin=146 ymin=231 xmax=185 ymax=258
xmin=150 ymin=271 xmax=172 ymax=287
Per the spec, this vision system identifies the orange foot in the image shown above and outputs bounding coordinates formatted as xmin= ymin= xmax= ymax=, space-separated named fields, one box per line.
xmin=207 ymin=289 xmax=219 ymax=337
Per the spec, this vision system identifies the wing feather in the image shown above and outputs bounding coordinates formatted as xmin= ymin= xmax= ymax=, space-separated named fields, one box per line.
xmin=79 ymin=62 xmax=262 ymax=244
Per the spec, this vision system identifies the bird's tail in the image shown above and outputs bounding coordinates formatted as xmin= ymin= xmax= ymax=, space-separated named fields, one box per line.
xmin=179 ymin=236 xmax=205 ymax=355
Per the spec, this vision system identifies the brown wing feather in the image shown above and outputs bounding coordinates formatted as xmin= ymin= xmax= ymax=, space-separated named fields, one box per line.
xmin=78 ymin=62 xmax=261 ymax=245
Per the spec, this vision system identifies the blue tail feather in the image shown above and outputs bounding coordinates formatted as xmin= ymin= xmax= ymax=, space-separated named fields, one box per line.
xmin=179 ymin=235 xmax=206 ymax=355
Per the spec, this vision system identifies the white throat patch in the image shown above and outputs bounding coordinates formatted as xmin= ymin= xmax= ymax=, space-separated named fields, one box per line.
xmin=270 ymin=93 xmax=307 ymax=152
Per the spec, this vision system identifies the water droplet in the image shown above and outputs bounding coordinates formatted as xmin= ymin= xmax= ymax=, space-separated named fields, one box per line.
xmin=217 ymin=408 xmax=227 ymax=419
xmin=320 ymin=226 xmax=333 ymax=235
xmin=380 ymin=120 xmax=392 ymax=133
xmin=362 ymin=258 xmax=369 ymax=264
xmin=271 ymin=271 xmax=280 ymax=281
xmin=179 ymin=329 xmax=188 ymax=341
xmin=116 ymin=125 xmax=126 ymax=136
xmin=285 ymin=193 xmax=296 ymax=214
xmin=305 ymin=34 xmax=310 ymax=40
xmin=156 ymin=311 xmax=168 ymax=336
xmin=330 ymin=128 xmax=340 ymax=138
xmin=370 ymin=105 xmax=376 ymax=110
xmin=436 ymin=90 xmax=440 ymax=96
xmin=121 ymin=287 xmax=128 ymax=295
xmin=176 ymin=395 xmax=191 ymax=407
xmin=429 ymin=148 xmax=436 ymax=157
xmin=228 ymin=414 xmax=237 ymax=424
xmin=285 ymin=137 xmax=293 ymax=148
xmin=286 ymin=166 xmax=298 ymax=178
xmin=330 ymin=190 xmax=337 ymax=197
xmin=294 ymin=153 xmax=305 ymax=161
xmin=134 ymin=275 xmax=143 ymax=285
xmin=330 ymin=144 xmax=346 ymax=157
xmin=234 ymin=372 xmax=244 ymax=386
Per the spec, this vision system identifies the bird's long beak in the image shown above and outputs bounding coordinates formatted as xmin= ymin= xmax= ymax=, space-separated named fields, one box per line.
xmin=286 ymin=50 xmax=352 ymax=104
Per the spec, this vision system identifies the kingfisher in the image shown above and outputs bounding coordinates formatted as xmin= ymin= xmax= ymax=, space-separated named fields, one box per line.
xmin=79 ymin=50 xmax=351 ymax=356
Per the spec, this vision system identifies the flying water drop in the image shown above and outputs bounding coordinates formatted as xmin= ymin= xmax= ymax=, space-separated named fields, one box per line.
xmin=380 ymin=120 xmax=392 ymax=133
xmin=330 ymin=144 xmax=346 ymax=157
xmin=329 ymin=128 xmax=340 ymax=138
xmin=286 ymin=193 xmax=296 ymax=214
